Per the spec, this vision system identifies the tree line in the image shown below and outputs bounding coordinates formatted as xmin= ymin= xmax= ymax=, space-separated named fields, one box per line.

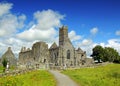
xmin=91 ymin=45 xmax=120 ymax=63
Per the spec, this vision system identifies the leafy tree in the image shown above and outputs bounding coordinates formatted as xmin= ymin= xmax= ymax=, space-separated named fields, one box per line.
xmin=2 ymin=58 xmax=7 ymax=68
xmin=105 ymin=47 xmax=120 ymax=63
xmin=91 ymin=45 xmax=104 ymax=63
xmin=91 ymin=45 xmax=120 ymax=63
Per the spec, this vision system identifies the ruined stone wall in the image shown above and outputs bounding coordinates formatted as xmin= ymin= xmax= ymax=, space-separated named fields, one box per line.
xmin=49 ymin=42 xmax=59 ymax=66
xmin=75 ymin=48 xmax=86 ymax=66
xmin=1 ymin=47 xmax=17 ymax=67
xmin=19 ymin=50 xmax=32 ymax=64
xmin=18 ymin=42 xmax=50 ymax=69
xmin=60 ymin=41 xmax=75 ymax=67
xmin=32 ymin=42 xmax=49 ymax=63
xmin=49 ymin=48 xmax=59 ymax=65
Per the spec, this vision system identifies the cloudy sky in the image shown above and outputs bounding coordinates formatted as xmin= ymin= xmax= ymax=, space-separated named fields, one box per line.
xmin=0 ymin=0 xmax=120 ymax=57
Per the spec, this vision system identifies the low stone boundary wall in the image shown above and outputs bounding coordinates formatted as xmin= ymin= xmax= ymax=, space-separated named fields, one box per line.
xmin=0 ymin=62 xmax=112 ymax=77
xmin=0 ymin=68 xmax=35 ymax=77
xmin=49 ymin=62 xmax=112 ymax=70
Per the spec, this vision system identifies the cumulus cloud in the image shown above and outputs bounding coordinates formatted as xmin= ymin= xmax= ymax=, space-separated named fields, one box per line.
xmin=81 ymin=39 xmax=93 ymax=46
xmin=75 ymin=39 xmax=96 ymax=57
xmin=0 ymin=2 xmax=12 ymax=16
xmin=90 ymin=27 xmax=98 ymax=35
xmin=75 ymin=38 xmax=120 ymax=58
xmin=80 ymin=39 xmax=95 ymax=56
xmin=0 ymin=3 xmax=26 ymax=37
xmin=17 ymin=25 xmax=57 ymax=42
xmin=68 ymin=30 xmax=82 ymax=42
xmin=116 ymin=30 xmax=120 ymax=36
xmin=0 ymin=2 xmax=26 ymax=57
xmin=0 ymin=3 xmax=65 ymax=57
xmin=17 ymin=9 xmax=65 ymax=42
xmin=0 ymin=37 xmax=34 ymax=57
xmin=106 ymin=39 xmax=120 ymax=54
xmin=0 ymin=14 xmax=26 ymax=37
xmin=1 ymin=2 xmax=119 ymax=59
xmin=34 ymin=9 xmax=64 ymax=30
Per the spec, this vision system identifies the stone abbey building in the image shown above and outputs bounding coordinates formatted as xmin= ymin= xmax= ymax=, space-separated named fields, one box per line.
xmin=19 ymin=26 xmax=86 ymax=68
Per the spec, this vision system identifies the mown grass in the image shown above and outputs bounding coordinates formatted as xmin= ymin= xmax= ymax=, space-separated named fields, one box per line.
xmin=0 ymin=70 xmax=56 ymax=86
xmin=62 ymin=64 xmax=120 ymax=86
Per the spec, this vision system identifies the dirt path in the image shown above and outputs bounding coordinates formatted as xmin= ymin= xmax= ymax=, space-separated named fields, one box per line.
xmin=49 ymin=70 xmax=78 ymax=86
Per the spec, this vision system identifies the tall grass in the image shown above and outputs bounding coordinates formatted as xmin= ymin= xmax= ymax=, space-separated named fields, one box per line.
xmin=0 ymin=70 xmax=56 ymax=86
xmin=62 ymin=64 xmax=120 ymax=86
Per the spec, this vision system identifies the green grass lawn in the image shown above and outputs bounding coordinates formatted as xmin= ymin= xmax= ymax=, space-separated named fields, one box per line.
xmin=62 ymin=64 xmax=120 ymax=86
xmin=0 ymin=70 xmax=56 ymax=86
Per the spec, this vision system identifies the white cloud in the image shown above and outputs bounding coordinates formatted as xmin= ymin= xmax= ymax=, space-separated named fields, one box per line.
xmin=79 ymin=39 xmax=120 ymax=57
xmin=34 ymin=9 xmax=65 ymax=30
xmin=90 ymin=27 xmax=98 ymax=35
xmin=0 ymin=2 xmax=12 ymax=16
xmin=69 ymin=30 xmax=82 ymax=42
xmin=17 ymin=14 xmax=26 ymax=29
xmin=106 ymin=39 xmax=120 ymax=54
xmin=116 ymin=30 xmax=120 ymax=36
xmin=1 ymin=2 xmax=119 ymax=59
xmin=17 ymin=9 xmax=65 ymax=42
xmin=0 ymin=3 xmax=65 ymax=57
xmin=0 ymin=2 xmax=26 ymax=57
xmin=0 ymin=37 xmax=35 ymax=57
xmin=100 ymin=43 xmax=105 ymax=47
xmin=75 ymin=39 xmax=96 ymax=57
xmin=82 ymin=39 xmax=93 ymax=46
xmin=17 ymin=25 xmax=56 ymax=42
xmin=74 ymin=38 xmax=120 ymax=57
xmin=0 ymin=3 xmax=26 ymax=37
xmin=0 ymin=14 xmax=18 ymax=36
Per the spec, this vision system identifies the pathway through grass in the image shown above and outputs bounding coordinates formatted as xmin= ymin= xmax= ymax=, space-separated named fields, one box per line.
xmin=49 ymin=70 xmax=78 ymax=86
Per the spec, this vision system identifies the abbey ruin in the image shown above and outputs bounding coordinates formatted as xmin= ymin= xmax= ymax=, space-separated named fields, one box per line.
xmin=19 ymin=26 xmax=87 ymax=69
xmin=0 ymin=26 xmax=90 ymax=69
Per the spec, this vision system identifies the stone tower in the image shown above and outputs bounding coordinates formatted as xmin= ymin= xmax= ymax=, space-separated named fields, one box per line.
xmin=58 ymin=26 xmax=75 ymax=67
xmin=59 ymin=26 xmax=68 ymax=46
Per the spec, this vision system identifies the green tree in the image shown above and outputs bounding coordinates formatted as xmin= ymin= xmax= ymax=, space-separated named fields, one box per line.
xmin=91 ymin=45 xmax=104 ymax=63
xmin=91 ymin=45 xmax=120 ymax=63
xmin=2 ymin=58 xmax=7 ymax=68
xmin=105 ymin=47 xmax=120 ymax=63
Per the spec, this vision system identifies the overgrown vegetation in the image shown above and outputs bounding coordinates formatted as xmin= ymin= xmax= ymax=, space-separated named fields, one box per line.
xmin=62 ymin=64 xmax=120 ymax=86
xmin=2 ymin=58 xmax=8 ymax=72
xmin=91 ymin=45 xmax=120 ymax=63
xmin=0 ymin=70 xmax=56 ymax=86
xmin=2 ymin=58 xmax=7 ymax=68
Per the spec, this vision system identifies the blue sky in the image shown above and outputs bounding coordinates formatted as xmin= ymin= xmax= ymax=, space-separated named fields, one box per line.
xmin=0 ymin=0 xmax=120 ymax=57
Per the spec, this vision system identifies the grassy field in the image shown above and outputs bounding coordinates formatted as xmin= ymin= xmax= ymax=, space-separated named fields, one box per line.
xmin=62 ymin=64 xmax=120 ymax=86
xmin=0 ymin=70 xmax=56 ymax=86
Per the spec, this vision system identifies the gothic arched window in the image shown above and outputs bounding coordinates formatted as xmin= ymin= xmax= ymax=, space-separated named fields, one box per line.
xmin=67 ymin=50 xmax=70 ymax=59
